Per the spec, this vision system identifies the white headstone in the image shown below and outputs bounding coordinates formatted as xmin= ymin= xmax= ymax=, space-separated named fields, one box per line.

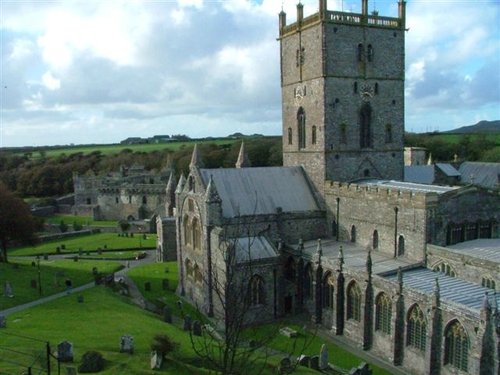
xmin=319 ymin=344 xmax=328 ymax=370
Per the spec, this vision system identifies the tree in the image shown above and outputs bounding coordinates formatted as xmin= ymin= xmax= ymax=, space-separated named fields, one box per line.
xmin=0 ymin=183 xmax=39 ymax=263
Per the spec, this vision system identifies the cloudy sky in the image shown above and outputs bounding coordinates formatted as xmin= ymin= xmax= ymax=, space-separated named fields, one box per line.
xmin=1 ymin=0 xmax=499 ymax=147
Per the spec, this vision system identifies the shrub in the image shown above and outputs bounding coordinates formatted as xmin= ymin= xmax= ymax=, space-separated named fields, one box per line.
xmin=78 ymin=351 xmax=105 ymax=373
xmin=150 ymin=334 xmax=179 ymax=358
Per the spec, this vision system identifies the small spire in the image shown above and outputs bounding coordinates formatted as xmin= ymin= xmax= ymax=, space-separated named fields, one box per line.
xmin=235 ymin=142 xmax=251 ymax=168
xmin=189 ymin=144 xmax=203 ymax=169
xmin=165 ymin=172 xmax=177 ymax=194
xmin=397 ymin=267 xmax=404 ymax=293
xmin=366 ymin=250 xmax=372 ymax=275
xmin=175 ymin=174 xmax=186 ymax=194
xmin=337 ymin=245 xmax=344 ymax=272
xmin=316 ymin=239 xmax=322 ymax=265
xmin=482 ymin=292 xmax=491 ymax=311
xmin=205 ymin=175 xmax=221 ymax=203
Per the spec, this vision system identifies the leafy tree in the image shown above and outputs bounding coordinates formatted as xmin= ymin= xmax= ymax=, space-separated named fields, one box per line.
xmin=0 ymin=183 xmax=39 ymax=263
xmin=150 ymin=334 xmax=179 ymax=361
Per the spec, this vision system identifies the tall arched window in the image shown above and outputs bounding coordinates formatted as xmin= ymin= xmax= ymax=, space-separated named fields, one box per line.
xmin=397 ymin=235 xmax=405 ymax=256
xmin=385 ymin=124 xmax=393 ymax=143
xmin=322 ymin=272 xmax=335 ymax=309
xmin=288 ymin=127 xmax=293 ymax=145
xmin=183 ymin=215 xmax=191 ymax=245
xmin=407 ymin=304 xmax=427 ymax=351
xmin=297 ymin=107 xmax=306 ymax=150
xmin=303 ymin=263 xmax=313 ymax=300
xmin=444 ymin=320 xmax=469 ymax=371
xmin=351 ymin=225 xmax=357 ymax=243
xmin=249 ymin=275 xmax=265 ymax=306
xmin=360 ymin=103 xmax=372 ymax=148
xmin=312 ymin=126 xmax=317 ymax=145
xmin=284 ymin=257 xmax=296 ymax=282
xmin=367 ymin=44 xmax=373 ymax=62
xmin=373 ymin=230 xmax=379 ymax=250
xmin=192 ymin=218 xmax=201 ymax=251
xmin=346 ymin=281 xmax=361 ymax=321
xmin=375 ymin=293 xmax=392 ymax=334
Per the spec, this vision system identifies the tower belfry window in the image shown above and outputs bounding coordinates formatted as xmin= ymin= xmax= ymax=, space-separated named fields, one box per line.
xmin=360 ymin=103 xmax=372 ymax=148
xmin=297 ymin=107 xmax=306 ymax=150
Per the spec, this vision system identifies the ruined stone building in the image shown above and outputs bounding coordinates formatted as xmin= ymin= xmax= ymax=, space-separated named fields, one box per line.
xmin=157 ymin=1 xmax=500 ymax=374
xmin=74 ymin=165 xmax=170 ymax=221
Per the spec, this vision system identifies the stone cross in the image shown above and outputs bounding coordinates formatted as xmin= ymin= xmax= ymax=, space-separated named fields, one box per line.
xmin=319 ymin=343 xmax=329 ymax=369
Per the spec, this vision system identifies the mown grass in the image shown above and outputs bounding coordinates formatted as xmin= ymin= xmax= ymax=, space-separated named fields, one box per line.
xmin=46 ymin=214 xmax=117 ymax=227
xmin=9 ymin=232 xmax=156 ymax=257
xmin=0 ymin=259 xmax=122 ymax=310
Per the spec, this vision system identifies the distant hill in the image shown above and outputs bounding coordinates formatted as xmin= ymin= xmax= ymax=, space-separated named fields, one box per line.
xmin=445 ymin=120 xmax=500 ymax=134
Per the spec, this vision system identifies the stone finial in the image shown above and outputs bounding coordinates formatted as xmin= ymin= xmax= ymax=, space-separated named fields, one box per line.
xmin=166 ymin=172 xmax=177 ymax=194
xmin=397 ymin=267 xmax=404 ymax=293
xmin=316 ymin=239 xmax=322 ymax=266
xmin=337 ymin=245 xmax=344 ymax=271
xmin=432 ymin=277 xmax=440 ymax=308
xmin=205 ymin=175 xmax=221 ymax=203
xmin=175 ymin=174 xmax=186 ymax=194
xmin=189 ymin=144 xmax=203 ymax=169
xmin=366 ymin=250 xmax=372 ymax=275
xmin=278 ymin=239 xmax=283 ymax=252
xmin=235 ymin=142 xmax=251 ymax=168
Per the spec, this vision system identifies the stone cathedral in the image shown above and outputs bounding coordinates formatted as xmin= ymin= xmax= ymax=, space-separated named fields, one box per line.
xmin=157 ymin=1 xmax=500 ymax=374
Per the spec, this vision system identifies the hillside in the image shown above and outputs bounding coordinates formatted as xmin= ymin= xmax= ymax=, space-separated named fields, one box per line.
xmin=445 ymin=120 xmax=500 ymax=134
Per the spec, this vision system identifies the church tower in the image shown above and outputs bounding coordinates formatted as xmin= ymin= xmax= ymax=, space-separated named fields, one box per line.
xmin=279 ymin=0 xmax=406 ymax=193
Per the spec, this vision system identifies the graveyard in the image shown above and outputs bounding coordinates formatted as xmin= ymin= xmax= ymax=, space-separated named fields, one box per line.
xmin=1 ymin=243 xmax=392 ymax=374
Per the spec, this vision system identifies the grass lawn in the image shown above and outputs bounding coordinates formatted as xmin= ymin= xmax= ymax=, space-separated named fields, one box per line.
xmin=9 ymin=232 xmax=156 ymax=257
xmin=46 ymin=214 xmax=117 ymax=227
xmin=0 ymin=259 xmax=123 ymax=310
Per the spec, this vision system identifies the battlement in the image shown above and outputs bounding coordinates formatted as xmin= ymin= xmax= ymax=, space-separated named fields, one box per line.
xmin=279 ymin=0 xmax=405 ymax=37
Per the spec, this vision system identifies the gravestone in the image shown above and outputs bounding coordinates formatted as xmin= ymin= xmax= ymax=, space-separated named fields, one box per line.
xmin=162 ymin=279 xmax=169 ymax=290
xmin=120 ymin=335 xmax=134 ymax=354
xmin=31 ymin=261 xmax=36 ymax=267
xmin=310 ymin=355 xmax=319 ymax=370
xmin=319 ymin=344 xmax=329 ymax=370
xmin=4 ymin=281 xmax=14 ymax=297
xmin=298 ymin=354 xmax=310 ymax=367
xmin=30 ymin=279 xmax=37 ymax=289
xmin=65 ymin=279 xmax=73 ymax=293
xmin=183 ymin=315 xmax=192 ymax=331
xmin=57 ymin=341 xmax=74 ymax=362
xmin=73 ymin=256 xmax=78 ymax=262
xmin=92 ymin=267 xmax=98 ymax=276
xmin=144 ymin=282 xmax=151 ymax=291
xmin=192 ymin=320 xmax=202 ymax=336
xmin=77 ymin=295 xmax=84 ymax=303
xmin=0 ymin=315 xmax=6 ymax=328
xmin=162 ymin=306 xmax=172 ymax=323
xmin=150 ymin=350 xmax=163 ymax=370
xmin=65 ymin=367 xmax=77 ymax=375
xmin=278 ymin=357 xmax=293 ymax=375
xmin=43 ymin=254 xmax=49 ymax=260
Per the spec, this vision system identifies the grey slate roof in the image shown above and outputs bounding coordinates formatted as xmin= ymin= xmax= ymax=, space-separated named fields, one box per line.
xmin=459 ymin=162 xmax=500 ymax=189
xmin=199 ymin=167 xmax=319 ymax=218
xmin=404 ymin=165 xmax=435 ymax=184
xmin=233 ymin=236 xmax=278 ymax=263
xmin=436 ymin=163 xmax=460 ymax=177
xmin=447 ymin=238 xmax=500 ymax=264
xmin=385 ymin=267 xmax=495 ymax=313
xmin=359 ymin=180 xmax=458 ymax=194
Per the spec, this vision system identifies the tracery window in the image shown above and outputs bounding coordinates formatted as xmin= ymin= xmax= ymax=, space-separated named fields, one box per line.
xmin=249 ymin=275 xmax=265 ymax=306
xmin=407 ymin=304 xmax=426 ymax=351
xmin=303 ymin=263 xmax=313 ymax=300
xmin=346 ymin=281 xmax=361 ymax=321
xmin=322 ymin=272 xmax=335 ymax=309
xmin=444 ymin=320 xmax=469 ymax=372
xmin=482 ymin=277 xmax=496 ymax=290
xmin=433 ymin=262 xmax=456 ymax=277
xmin=375 ymin=293 xmax=392 ymax=334
xmin=297 ymin=107 xmax=306 ymax=150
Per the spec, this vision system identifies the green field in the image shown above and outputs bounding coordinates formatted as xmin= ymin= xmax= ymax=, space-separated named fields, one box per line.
xmin=19 ymin=138 xmax=239 ymax=159
xmin=9 ymin=232 xmax=156 ymax=257
xmin=0 ymin=259 xmax=122 ymax=309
